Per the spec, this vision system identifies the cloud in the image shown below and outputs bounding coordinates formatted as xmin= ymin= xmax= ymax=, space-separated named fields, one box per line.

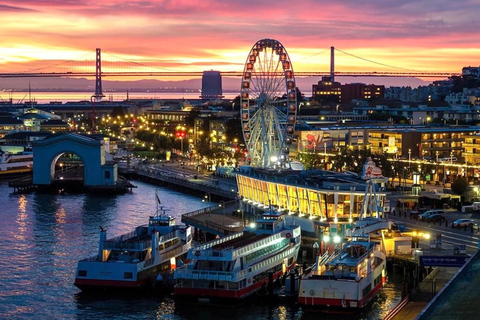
xmin=1 ymin=0 xmax=480 ymax=76
xmin=0 ymin=4 xmax=36 ymax=12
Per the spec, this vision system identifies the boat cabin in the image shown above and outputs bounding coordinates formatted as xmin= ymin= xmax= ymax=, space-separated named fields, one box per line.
xmin=255 ymin=211 xmax=286 ymax=235
xmin=148 ymin=214 xmax=176 ymax=235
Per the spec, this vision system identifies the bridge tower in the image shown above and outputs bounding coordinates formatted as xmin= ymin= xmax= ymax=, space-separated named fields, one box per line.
xmin=330 ymin=46 xmax=335 ymax=82
xmin=92 ymin=48 xmax=105 ymax=102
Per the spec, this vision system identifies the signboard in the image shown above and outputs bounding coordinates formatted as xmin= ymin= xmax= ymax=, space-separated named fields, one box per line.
xmin=299 ymin=131 xmax=324 ymax=152
xmin=419 ymin=256 xmax=469 ymax=267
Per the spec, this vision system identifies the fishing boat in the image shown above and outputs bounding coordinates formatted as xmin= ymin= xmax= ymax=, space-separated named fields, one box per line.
xmin=74 ymin=196 xmax=192 ymax=291
xmin=0 ymin=151 xmax=33 ymax=175
xmin=297 ymin=232 xmax=387 ymax=310
xmin=173 ymin=209 xmax=301 ymax=303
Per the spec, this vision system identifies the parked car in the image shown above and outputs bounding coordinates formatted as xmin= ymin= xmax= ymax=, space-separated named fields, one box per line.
xmin=440 ymin=156 xmax=457 ymax=162
xmin=426 ymin=214 xmax=446 ymax=222
xmin=453 ymin=218 xmax=475 ymax=228
xmin=418 ymin=210 xmax=443 ymax=221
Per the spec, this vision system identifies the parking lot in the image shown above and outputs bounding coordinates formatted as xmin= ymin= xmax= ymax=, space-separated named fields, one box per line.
xmin=387 ymin=191 xmax=480 ymax=234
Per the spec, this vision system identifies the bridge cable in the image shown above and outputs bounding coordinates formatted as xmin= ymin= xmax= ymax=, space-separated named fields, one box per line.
xmin=294 ymin=48 xmax=330 ymax=62
xmin=334 ymin=47 xmax=422 ymax=72
xmin=104 ymin=53 xmax=184 ymax=72
xmin=20 ymin=52 xmax=93 ymax=74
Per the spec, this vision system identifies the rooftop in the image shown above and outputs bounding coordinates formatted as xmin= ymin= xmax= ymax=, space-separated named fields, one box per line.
xmin=416 ymin=250 xmax=480 ymax=319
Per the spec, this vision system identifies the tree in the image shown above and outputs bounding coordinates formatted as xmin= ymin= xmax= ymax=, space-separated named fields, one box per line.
xmin=225 ymin=116 xmax=244 ymax=145
xmin=451 ymin=177 xmax=468 ymax=196
xmin=110 ymin=106 xmax=125 ymax=118
xmin=184 ymin=109 xmax=200 ymax=128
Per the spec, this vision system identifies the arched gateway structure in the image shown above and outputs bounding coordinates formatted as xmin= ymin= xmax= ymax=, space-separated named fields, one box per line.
xmin=33 ymin=133 xmax=117 ymax=188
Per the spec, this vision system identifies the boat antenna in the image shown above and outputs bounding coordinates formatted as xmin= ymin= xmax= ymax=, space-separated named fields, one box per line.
xmin=155 ymin=189 xmax=161 ymax=215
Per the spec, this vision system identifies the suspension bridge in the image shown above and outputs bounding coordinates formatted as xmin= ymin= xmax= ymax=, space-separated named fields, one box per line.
xmin=0 ymin=47 xmax=462 ymax=99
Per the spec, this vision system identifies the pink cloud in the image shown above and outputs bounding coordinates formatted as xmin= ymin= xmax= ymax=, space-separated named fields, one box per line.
xmin=0 ymin=0 xmax=479 ymax=77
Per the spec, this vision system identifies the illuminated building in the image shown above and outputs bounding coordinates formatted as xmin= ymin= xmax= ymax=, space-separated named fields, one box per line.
xmin=312 ymin=77 xmax=385 ymax=104
xmin=236 ymin=167 xmax=388 ymax=228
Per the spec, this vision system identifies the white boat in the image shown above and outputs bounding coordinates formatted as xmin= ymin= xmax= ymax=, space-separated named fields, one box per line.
xmin=297 ymin=233 xmax=387 ymax=310
xmin=174 ymin=210 xmax=301 ymax=302
xmin=0 ymin=151 xmax=33 ymax=175
xmin=74 ymin=205 xmax=192 ymax=291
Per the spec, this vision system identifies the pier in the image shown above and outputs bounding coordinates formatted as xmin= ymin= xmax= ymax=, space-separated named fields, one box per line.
xmin=134 ymin=164 xmax=237 ymax=201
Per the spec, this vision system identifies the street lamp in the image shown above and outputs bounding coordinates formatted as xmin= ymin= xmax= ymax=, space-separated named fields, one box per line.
xmin=202 ymin=193 xmax=211 ymax=203
xmin=408 ymin=148 xmax=412 ymax=171
xmin=219 ymin=200 xmax=225 ymax=226
xmin=175 ymin=127 xmax=186 ymax=157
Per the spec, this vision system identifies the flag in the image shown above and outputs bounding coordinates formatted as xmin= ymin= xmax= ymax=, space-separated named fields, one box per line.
xmin=156 ymin=193 xmax=161 ymax=204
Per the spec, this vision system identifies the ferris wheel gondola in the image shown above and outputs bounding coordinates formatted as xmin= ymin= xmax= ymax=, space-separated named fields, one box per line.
xmin=240 ymin=39 xmax=297 ymax=169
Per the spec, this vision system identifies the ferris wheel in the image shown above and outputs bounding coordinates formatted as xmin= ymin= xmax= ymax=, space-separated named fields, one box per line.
xmin=240 ymin=39 xmax=297 ymax=169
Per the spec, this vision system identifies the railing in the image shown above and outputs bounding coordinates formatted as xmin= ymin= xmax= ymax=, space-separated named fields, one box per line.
xmin=383 ymin=294 xmax=410 ymax=320
xmin=175 ymin=268 xmax=235 ymax=282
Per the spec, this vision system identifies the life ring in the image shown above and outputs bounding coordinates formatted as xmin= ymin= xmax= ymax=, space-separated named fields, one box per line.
xmin=309 ymin=289 xmax=315 ymax=296
xmin=195 ymin=250 xmax=201 ymax=257
xmin=286 ymin=233 xmax=292 ymax=238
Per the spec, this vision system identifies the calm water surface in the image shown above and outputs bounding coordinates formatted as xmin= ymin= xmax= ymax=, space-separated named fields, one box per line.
xmin=0 ymin=179 xmax=401 ymax=320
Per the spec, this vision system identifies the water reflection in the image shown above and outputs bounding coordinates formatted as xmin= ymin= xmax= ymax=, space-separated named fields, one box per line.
xmin=0 ymin=179 xmax=401 ymax=320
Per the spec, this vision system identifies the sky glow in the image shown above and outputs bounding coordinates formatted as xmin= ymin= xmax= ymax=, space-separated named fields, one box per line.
xmin=1 ymin=0 xmax=479 ymax=77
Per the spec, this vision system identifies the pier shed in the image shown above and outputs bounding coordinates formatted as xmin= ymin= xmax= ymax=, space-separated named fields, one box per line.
xmin=33 ymin=133 xmax=117 ymax=188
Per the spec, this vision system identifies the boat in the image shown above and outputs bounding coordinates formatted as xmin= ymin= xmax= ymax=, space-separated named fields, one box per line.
xmin=74 ymin=198 xmax=192 ymax=291
xmin=173 ymin=209 xmax=301 ymax=303
xmin=297 ymin=232 xmax=387 ymax=310
xmin=0 ymin=151 xmax=33 ymax=175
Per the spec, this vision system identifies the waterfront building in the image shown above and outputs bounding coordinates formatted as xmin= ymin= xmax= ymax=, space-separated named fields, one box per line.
xmin=33 ymin=133 xmax=119 ymax=189
xmin=1 ymin=131 xmax=51 ymax=149
xmin=353 ymin=103 xmax=480 ymax=124
xmin=0 ymin=114 xmax=25 ymax=139
xmin=236 ymin=166 xmax=388 ymax=235
xmin=368 ymin=129 xmax=421 ymax=158
xmin=367 ymin=126 xmax=480 ymax=160
xmin=463 ymin=133 xmax=480 ymax=165
xmin=312 ymin=76 xmax=385 ymax=104
xmin=40 ymin=119 xmax=70 ymax=133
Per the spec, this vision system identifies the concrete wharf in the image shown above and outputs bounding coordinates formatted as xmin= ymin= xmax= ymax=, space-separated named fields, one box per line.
xmin=134 ymin=164 xmax=237 ymax=201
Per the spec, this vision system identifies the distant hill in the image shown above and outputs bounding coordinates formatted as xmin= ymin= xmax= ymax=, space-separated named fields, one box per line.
xmin=0 ymin=75 xmax=430 ymax=95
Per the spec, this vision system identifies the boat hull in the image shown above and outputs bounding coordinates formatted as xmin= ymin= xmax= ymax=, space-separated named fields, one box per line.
xmin=75 ymin=251 xmax=188 ymax=292
xmin=174 ymin=267 xmax=290 ymax=303
xmin=298 ymin=263 xmax=386 ymax=310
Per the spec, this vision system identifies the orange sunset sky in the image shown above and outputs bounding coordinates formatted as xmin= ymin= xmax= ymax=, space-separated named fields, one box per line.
xmin=1 ymin=0 xmax=480 ymax=77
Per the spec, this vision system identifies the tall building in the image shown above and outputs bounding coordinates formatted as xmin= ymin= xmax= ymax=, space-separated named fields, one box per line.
xmin=201 ymin=71 xmax=223 ymax=99
xmin=312 ymin=76 xmax=385 ymax=104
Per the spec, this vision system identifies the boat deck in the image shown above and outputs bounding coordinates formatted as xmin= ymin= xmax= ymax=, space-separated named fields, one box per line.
xmin=212 ymin=232 xmax=269 ymax=250
xmin=327 ymin=241 xmax=375 ymax=266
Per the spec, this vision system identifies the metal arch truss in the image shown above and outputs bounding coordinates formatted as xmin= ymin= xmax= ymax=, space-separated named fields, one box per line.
xmin=240 ymin=38 xmax=297 ymax=169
